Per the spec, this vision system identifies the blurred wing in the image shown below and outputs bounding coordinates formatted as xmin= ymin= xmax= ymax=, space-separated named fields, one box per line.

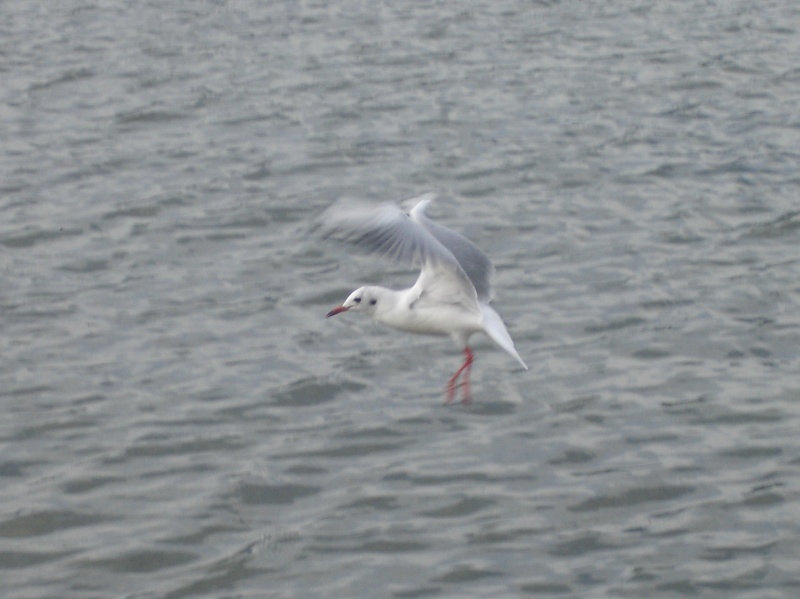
xmin=407 ymin=194 xmax=495 ymax=303
xmin=315 ymin=197 xmax=479 ymax=306
xmin=411 ymin=260 xmax=481 ymax=317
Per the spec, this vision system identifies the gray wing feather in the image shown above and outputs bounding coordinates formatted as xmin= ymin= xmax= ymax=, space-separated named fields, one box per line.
xmin=408 ymin=197 xmax=494 ymax=302
xmin=315 ymin=199 xmax=468 ymax=278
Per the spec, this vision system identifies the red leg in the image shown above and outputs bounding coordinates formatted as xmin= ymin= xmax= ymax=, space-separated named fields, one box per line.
xmin=445 ymin=347 xmax=474 ymax=404
xmin=461 ymin=348 xmax=474 ymax=404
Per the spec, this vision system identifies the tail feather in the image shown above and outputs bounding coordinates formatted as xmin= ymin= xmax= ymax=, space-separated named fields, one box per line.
xmin=479 ymin=304 xmax=528 ymax=370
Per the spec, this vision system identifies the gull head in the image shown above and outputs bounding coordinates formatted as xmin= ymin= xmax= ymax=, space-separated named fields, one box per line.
xmin=326 ymin=286 xmax=382 ymax=318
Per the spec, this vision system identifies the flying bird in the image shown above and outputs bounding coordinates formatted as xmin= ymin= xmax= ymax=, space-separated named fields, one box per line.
xmin=318 ymin=193 xmax=527 ymax=403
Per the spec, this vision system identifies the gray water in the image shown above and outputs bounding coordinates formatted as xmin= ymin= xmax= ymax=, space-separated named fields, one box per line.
xmin=2 ymin=1 xmax=800 ymax=597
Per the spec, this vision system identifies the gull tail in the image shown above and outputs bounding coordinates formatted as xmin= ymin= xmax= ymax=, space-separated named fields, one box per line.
xmin=480 ymin=304 xmax=528 ymax=370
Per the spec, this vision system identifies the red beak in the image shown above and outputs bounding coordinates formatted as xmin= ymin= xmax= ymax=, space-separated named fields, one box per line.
xmin=326 ymin=305 xmax=350 ymax=318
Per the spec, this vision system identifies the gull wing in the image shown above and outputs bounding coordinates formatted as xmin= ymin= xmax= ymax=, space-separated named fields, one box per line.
xmin=315 ymin=198 xmax=479 ymax=308
xmin=406 ymin=194 xmax=495 ymax=303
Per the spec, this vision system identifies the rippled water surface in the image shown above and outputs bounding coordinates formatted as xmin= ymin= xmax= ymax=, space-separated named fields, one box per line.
xmin=2 ymin=1 xmax=800 ymax=597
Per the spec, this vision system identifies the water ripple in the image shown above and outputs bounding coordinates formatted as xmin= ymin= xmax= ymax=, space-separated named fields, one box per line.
xmin=2 ymin=0 xmax=800 ymax=597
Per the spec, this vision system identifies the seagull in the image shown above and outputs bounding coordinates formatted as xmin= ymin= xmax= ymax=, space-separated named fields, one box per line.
xmin=318 ymin=193 xmax=527 ymax=403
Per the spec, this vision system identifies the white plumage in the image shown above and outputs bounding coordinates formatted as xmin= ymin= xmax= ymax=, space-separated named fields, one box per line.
xmin=318 ymin=193 xmax=526 ymax=403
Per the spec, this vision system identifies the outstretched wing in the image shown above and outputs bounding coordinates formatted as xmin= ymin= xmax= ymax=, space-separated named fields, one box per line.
xmin=407 ymin=194 xmax=495 ymax=303
xmin=315 ymin=197 xmax=479 ymax=308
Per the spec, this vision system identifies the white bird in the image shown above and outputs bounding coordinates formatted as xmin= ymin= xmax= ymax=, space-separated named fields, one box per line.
xmin=318 ymin=193 xmax=527 ymax=403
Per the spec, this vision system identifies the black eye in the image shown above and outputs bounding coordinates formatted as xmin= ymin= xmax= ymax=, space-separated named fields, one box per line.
xmin=353 ymin=297 xmax=361 ymax=303
xmin=369 ymin=299 xmax=377 ymax=305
